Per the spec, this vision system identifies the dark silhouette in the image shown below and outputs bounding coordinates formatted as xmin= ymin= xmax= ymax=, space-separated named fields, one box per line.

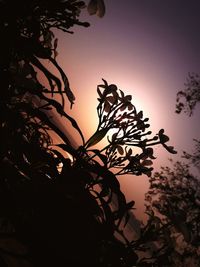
xmin=176 ymin=72 xmax=200 ymax=116
xmin=145 ymin=73 xmax=200 ymax=266
xmin=0 ymin=1 xmax=177 ymax=266
xmin=146 ymin=160 xmax=200 ymax=267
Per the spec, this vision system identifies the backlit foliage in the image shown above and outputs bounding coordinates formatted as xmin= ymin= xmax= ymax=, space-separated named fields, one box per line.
xmin=146 ymin=161 xmax=200 ymax=266
xmin=146 ymin=74 xmax=200 ymax=266
xmin=176 ymin=73 xmax=200 ymax=116
xmin=0 ymin=0 xmax=178 ymax=266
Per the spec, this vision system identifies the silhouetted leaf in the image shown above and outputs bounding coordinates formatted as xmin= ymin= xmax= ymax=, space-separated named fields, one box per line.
xmin=49 ymin=57 xmax=75 ymax=108
xmin=102 ymin=170 xmax=120 ymax=193
xmin=86 ymin=128 xmax=108 ymax=148
xmin=90 ymin=149 xmax=107 ymax=165
xmin=104 ymin=100 xmax=111 ymax=112
xmin=126 ymin=200 xmax=135 ymax=209
xmin=117 ymin=145 xmax=124 ymax=155
xmin=111 ymin=132 xmax=118 ymax=142
xmin=164 ymin=145 xmax=177 ymax=154
xmin=56 ymin=143 xmax=75 ymax=157
xmin=106 ymin=96 xmax=115 ymax=104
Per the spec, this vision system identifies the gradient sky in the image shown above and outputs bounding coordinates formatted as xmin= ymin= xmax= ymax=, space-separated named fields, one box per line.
xmin=53 ymin=0 xmax=200 ymax=219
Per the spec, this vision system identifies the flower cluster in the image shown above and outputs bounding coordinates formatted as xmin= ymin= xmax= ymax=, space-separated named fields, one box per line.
xmin=85 ymin=80 xmax=176 ymax=177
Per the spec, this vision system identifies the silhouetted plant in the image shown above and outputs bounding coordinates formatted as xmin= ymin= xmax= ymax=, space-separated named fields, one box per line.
xmin=84 ymin=80 xmax=176 ymax=173
xmin=56 ymin=78 xmax=177 ymax=266
xmin=176 ymin=72 xmax=200 ymax=116
xmin=144 ymin=71 xmax=200 ymax=266
xmin=145 ymin=160 xmax=200 ymax=267
xmin=181 ymin=139 xmax=200 ymax=172
xmin=0 ymin=0 xmax=177 ymax=266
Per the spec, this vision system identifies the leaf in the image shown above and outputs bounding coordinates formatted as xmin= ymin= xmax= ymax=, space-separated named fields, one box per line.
xmin=120 ymin=104 xmax=126 ymax=111
xmin=90 ymin=149 xmax=107 ymax=165
xmin=101 ymin=79 xmax=108 ymax=87
xmin=126 ymin=200 xmax=135 ymax=209
xmin=137 ymin=111 xmax=143 ymax=119
xmin=114 ymin=192 xmax=129 ymax=223
xmin=65 ymin=88 xmax=75 ymax=108
xmin=56 ymin=143 xmax=75 ymax=157
xmin=30 ymin=55 xmax=62 ymax=97
xmin=101 ymin=170 xmax=120 ymax=193
xmin=126 ymin=148 xmax=132 ymax=157
xmin=37 ymin=94 xmax=85 ymax=144
xmin=158 ymin=129 xmax=168 ymax=142
xmin=163 ymin=144 xmax=177 ymax=154
xmin=106 ymin=96 xmax=115 ymax=104
xmin=166 ymin=145 xmax=177 ymax=154
xmin=128 ymin=103 xmax=134 ymax=111
xmin=160 ymin=134 xmax=170 ymax=143
xmin=51 ymin=149 xmax=66 ymax=161
xmin=125 ymin=95 xmax=132 ymax=102
xmin=104 ymin=101 xmax=111 ymax=112
xmin=112 ymin=132 xmax=118 ymax=142
xmin=85 ymin=128 xmax=108 ymax=148
xmin=108 ymin=84 xmax=118 ymax=91
xmin=117 ymin=145 xmax=124 ymax=155
xmin=49 ymin=57 xmax=75 ymax=108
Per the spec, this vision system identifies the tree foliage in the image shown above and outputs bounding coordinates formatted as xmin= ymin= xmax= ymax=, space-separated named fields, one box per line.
xmin=146 ymin=160 xmax=200 ymax=267
xmin=0 ymin=0 xmax=177 ymax=266
xmin=176 ymin=73 xmax=200 ymax=116
xmin=145 ymin=70 xmax=200 ymax=266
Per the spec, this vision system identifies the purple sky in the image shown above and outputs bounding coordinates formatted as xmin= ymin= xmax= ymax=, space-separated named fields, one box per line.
xmin=54 ymin=0 xmax=200 ymax=219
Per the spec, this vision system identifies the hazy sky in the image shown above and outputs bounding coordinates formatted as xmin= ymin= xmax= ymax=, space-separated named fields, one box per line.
xmin=54 ymin=0 xmax=200 ymax=219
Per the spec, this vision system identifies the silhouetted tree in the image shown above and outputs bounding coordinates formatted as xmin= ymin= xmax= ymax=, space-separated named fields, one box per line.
xmin=0 ymin=1 xmax=176 ymax=266
xmin=176 ymin=72 xmax=200 ymax=116
xmin=146 ymin=160 xmax=200 ymax=267
xmin=145 ymin=72 xmax=200 ymax=266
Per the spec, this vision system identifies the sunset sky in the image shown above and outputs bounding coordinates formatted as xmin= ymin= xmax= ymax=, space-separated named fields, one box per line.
xmin=53 ymin=0 xmax=200 ymax=219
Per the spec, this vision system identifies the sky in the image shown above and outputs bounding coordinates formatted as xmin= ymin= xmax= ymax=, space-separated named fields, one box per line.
xmin=53 ymin=0 xmax=200 ymax=219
